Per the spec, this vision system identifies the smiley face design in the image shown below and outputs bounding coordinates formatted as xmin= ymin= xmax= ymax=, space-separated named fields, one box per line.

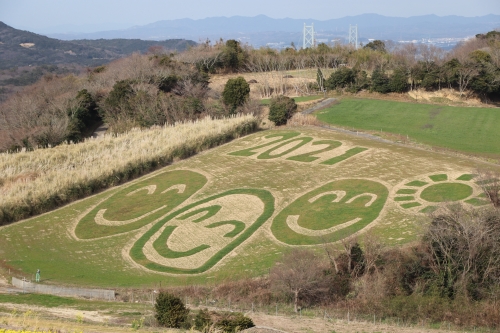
xmin=130 ymin=189 xmax=274 ymax=274
xmin=75 ymin=170 xmax=208 ymax=239
xmin=271 ymin=179 xmax=388 ymax=245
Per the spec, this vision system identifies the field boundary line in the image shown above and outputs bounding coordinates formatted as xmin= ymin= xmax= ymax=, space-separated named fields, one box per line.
xmin=11 ymin=277 xmax=115 ymax=300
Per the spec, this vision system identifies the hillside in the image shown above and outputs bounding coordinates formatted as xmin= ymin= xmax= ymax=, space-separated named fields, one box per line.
xmin=1 ymin=126 xmax=495 ymax=284
xmin=70 ymin=38 xmax=196 ymax=55
xmin=47 ymin=14 xmax=500 ymax=47
xmin=0 ymin=21 xmax=196 ymax=70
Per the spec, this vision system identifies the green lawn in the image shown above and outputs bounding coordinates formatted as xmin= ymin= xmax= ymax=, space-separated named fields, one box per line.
xmin=315 ymin=98 xmax=500 ymax=158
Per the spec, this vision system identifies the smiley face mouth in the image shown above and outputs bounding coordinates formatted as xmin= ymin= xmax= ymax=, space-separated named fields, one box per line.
xmin=271 ymin=179 xmax=389 ymax=245
xmin=286 ymin=215 xmax=362 ymax=236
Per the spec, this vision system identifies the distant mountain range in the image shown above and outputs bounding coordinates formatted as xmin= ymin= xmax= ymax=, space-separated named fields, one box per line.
xmin=47 ymin=14 xmax=500 ymax=46
xmin=0 ymin=21 xmax=196 ymax=69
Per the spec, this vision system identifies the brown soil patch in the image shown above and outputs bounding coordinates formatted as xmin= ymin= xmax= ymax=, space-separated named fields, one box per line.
xmin=248 ymin=312 xmax=462 ymax=333
xmin=408 ymin=88 xmax=483 ymax=106
xmin=0 ymin=302 xmax=113 ymax=323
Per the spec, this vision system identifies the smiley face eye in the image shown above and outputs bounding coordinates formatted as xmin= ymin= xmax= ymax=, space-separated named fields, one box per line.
xmin=126 ymin=185 xmax=157 ymax=196
xmin=161 ymin=184 xmax=186 ymax=194
xmin=308 ymin=191 xmax=346 ymax=203
xmin=345 ymin=193 xmax=378 ymax=207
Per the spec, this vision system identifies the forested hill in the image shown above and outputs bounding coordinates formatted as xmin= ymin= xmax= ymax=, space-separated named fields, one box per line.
xmin=69 ymin=38 xmax=197 ymax=56
xmin=0 ymin=21 xmax=196 ymax=69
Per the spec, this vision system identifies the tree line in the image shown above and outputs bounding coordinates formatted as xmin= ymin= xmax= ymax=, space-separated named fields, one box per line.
xmin=180 ymin=31 xmax=500 ymax=99
xmin=0 ymin=30 xmax=498 ymax=151
xmin=0 ymin=51 xmax=259 ymax=151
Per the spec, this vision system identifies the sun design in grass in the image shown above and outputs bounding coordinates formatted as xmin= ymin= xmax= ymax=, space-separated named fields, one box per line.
xmin=393 ymin=173 xmax=489 ymax=214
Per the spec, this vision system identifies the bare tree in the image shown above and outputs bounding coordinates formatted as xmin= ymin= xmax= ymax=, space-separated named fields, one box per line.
xmin=456 ymin=61 xmax=479 ymax=97
xmin=425 ymin=204 xmax=500 ymax=299
xmin=270 ymin=248 xmax=328 ymax=312
xmin=362 ymin=232 xmax=385 ymax=274
xmin=476 ymin=169 xmax=500 ymax=208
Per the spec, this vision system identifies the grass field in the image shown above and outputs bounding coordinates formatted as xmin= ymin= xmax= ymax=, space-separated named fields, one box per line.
xmin=0 ymin=126 xmax=498 ymax=288
xmin=315 ymin=98 xmax=500 ymax=158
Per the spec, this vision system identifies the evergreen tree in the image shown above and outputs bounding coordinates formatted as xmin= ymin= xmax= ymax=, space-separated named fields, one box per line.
xmin=389 ymin=68 xmax=409 ymax=93
xmin=155 ymin=291 xmax=189 ymax=328
xmin=268 ymin=95 xmax=297 ymax=126
xmin=222 ymin=77 xmax=250 ymax=114
xmin=370 ymin=67 xmax=390 ymax=93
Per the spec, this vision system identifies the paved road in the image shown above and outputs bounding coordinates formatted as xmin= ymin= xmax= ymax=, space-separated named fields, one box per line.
xmin=301 ymin=97 xmax=337 ymax=115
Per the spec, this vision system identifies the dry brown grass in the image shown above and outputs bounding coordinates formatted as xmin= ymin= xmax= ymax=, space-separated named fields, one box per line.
xmin=209 ymin=70 xmax=317 ymax=99
xmin=286 ymin=113 xmax=321 ymax=127
xmin=0 ymin=114 xmax=257 ymax=224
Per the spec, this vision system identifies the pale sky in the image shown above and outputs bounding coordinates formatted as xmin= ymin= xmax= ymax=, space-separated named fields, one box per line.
xmin=1 ymin=0 xmax=499 ymax=33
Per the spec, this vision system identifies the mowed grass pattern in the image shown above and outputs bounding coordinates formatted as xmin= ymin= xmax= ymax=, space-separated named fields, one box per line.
xmin=316 ymin=99 xmax=500 ymax=157
xmin=1 ymin=127 xmax=499 ymax=287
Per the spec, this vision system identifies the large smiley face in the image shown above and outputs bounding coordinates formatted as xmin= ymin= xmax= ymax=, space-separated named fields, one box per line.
xmin=271 ymin=179 xmax=388 ymax=245
xmin=75 ymin=170 xmax=207 ymax=239
xmin=129 ymin=189 xmax=274 ymax=274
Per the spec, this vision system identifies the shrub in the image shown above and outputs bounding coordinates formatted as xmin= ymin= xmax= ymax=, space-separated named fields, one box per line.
xmin=268 ymin=95 xmax=297 ymax=126
xmin=222 ymin=77 xmax=250 ymax=114
xmin=194 ymin=308 xmax=212 ymax=332
xmin=325 ymin=67 xmax=356 ymax=90
xmin=194 ymin=309 xmax=254 ymax=333
xmin=223 ymin=40 xmax=246 ymax=72
xmin=154 ymin=291 xmax=189 ymax=328
xmin=216 ymin=312 xmax=254 ymax=332
xmin=105 ymin=80 xmax=134 ymax=111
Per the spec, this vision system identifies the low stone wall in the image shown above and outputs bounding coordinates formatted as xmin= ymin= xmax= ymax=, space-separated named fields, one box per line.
xmin=12 ymin=277 xmax=115 ymax=300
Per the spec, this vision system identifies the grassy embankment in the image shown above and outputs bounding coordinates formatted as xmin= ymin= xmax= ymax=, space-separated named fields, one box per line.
xmin=0 ymin=115 xmax=258 ymax=225
xmin=315 ymin=98 xmax=500 ymax=160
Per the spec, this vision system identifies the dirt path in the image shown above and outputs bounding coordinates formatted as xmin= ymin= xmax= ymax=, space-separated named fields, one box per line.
xmin=301 ymin=98 xmax=337 ymax=115
xmin=0 ymin=297 xmax=467 ymax=333
xmin=247 ymin=312 xmax=462 ymax=333
xmin=0 ymin=302 xmax=113 ymax=323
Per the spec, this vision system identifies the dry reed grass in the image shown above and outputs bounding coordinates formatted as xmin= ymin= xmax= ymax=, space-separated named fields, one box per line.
xmin=286 ymin=113 xmax=321 ymax=127
xmin=0 ymin=115 xmax=257 ymax=225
